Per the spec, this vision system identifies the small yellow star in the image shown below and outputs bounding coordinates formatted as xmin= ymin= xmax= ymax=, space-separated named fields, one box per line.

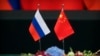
xmin=59 ymin=14 xmax=63 ymax=18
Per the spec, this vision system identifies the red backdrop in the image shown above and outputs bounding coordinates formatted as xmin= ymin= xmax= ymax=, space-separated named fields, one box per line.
xmin=20 ymin=0 xmax=84 ymax=10
xmin=0 ymin=0 xmax=100 ymax=10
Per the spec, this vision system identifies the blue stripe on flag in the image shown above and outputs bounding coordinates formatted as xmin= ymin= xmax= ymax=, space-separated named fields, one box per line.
xmin=9 ymin=0 xmax=20 ymax=10
xmin=32 ymin=17 xmax=45 ymax=38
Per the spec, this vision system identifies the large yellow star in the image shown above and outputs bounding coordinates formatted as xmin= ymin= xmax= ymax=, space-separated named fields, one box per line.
xmin=59 ymin=14 xmax=63 ymax=18
xmin=59 ymin=14 xmax=66 ymax=23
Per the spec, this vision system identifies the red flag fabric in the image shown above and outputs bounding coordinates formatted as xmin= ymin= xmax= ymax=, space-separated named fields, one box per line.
xmin=54 ymin=9 xmax=74 ymax=41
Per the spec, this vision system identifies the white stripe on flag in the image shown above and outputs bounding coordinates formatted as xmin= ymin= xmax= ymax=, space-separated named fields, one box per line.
xmin=35 ymin=9 xmax=51 ymax=35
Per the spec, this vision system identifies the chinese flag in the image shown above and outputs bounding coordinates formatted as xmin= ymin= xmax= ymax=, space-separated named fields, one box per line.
xmin=54 ymin=9 xmax=74 ymax=41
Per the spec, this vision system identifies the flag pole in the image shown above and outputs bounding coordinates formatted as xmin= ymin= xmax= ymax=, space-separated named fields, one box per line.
xmin=62 ymin=39 xmax=65 ymax=53
xmin=37 ymin=4 xmax=42 ymax=51
xmin=62 ymin=4 xmax=65 ymax=53
xmin=39 ymin=39 xmax=41 ymax=51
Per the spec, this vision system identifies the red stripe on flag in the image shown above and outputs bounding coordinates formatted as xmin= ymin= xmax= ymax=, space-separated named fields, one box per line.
xmin=29 ymin=23 xmax=40 ymax=41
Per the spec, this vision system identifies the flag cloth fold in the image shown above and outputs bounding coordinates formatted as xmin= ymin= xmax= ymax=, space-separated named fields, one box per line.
xmin=29 ymin=9 xmax=51 ymax=41
xmin=54 ymin=9 xmax=74 ymax=41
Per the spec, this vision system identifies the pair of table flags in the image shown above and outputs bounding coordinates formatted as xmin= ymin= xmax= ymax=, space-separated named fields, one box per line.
xmin=29 ymin=8 xmax=74 ymax=41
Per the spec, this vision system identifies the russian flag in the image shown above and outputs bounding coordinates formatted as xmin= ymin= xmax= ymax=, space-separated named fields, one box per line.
xmin=29 ymin=9 xmax=51 ymax=41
